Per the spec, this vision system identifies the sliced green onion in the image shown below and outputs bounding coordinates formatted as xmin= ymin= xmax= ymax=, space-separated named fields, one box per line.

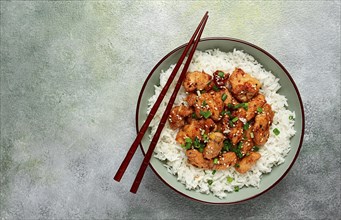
xmin=220 ymin=110 xmax=229 ymax=116
xmin=223 ymin=140 xmax=231 ymax=151
xmin=202 ymin=100 xmax=207 ymax=106
xmin=184 ymin=137 xmax=192 ymax=150
xmin=200 ymin=110 xmax=212 ymax=119
xmin=237 ymin=141 xmax=243 ymax=149
xmin=207 ymin=81 xmax=212 ymax=86
xmin=212 ymin=85 xmax=220 ymax=92
xmin=203 ymin=134 xmax=209 ymax=142
xmin=213 ymin=158 xmax=219 ymax=164
xmin=252 ymin=146 xmax=259 ymax=151
xmin=192 ymin=113 xmax=198 ymax=119
xmin=232 ymin=117 xmax=239 ymax=123
xmin=185 ymin=138 xmax=192 ymax=144
xmin=221 ymin=93 xmax=227 ymax=101
xmin=243 ymin=103 xmax=249 ymax=110
xmin=218 ymin=71 xmax=224 ymax=78
xmin=243 ymin=122 xmax=250 ymax=130
xmin=193 ymin=137 xmax=200 ymax=148
xmin=235 ymin=164 xmax=240 ymax=168
xmin=234 ymin=186 xmax=240 ymax=192
xmin=227 ymin=103 xmax=234 ymax=109
xmin=207 ymin=179 xmax=213 ymax=185
xmin=257 ymin=107 xmax=263 ymax=113
xmin=273 ymin=128 xmax=280 ymax=135
xmin=229 ymin=120 xmax=234 ymax=127
xmin=289 ymin=115 xmax=295 ymax=120
xmin=227 ymin=176 xmax=234 ymax=183
xmin=198 ymin=147 xmax=204 ymax=153
xmin=212 ymin=170 xmax=216 ymax=175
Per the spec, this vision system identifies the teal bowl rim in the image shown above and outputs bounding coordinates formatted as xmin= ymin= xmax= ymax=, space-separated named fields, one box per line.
xmin=135 ymin=37 xmax=305 ymax=204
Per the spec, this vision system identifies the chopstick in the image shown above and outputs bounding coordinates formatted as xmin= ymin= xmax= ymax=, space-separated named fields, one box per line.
xmin=130 ymin=14 xmax=209 ymax=193
xmin=114 ymin=11 xmax=209 ymax=183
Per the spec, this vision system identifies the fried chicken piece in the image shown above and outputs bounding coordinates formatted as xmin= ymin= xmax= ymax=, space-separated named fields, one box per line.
xmin=245 ymin=94 xmax=266 ymax=121
xmin=183 ymin=71 xmax=212 ymax=92
xmin=186 ymin=149 xmax=212 ymax=169
xmin=218 ymin=115 xmax=230 ymax=135
xmin=168 ymin=105 xmax=193 ymax=130
xmin=241 ymin=123 xmax=255 ymax=155
xmin=176 ymin=120 xmax=202 ymax=145
xmin=253 ymin=103 xmax=274 ymax=146
xmin=229 ymin=68 xmax=261 ymax=102
xmin=218 ymin=89 xmax=239 ymax=106
xmin=203 ymin=132 xmax=224 ymax=159
xmin=175 ymin=119 xmax=216 ymax=145
xmin=235 ymin=152 xmax=261 ymax=173
xmin=213 ymin=152 xmax=237 ymax=170
xmin=227 ymin=108 xmax=246 ymax=145
xmin=186 ymin=92 xmax=224 ymax=121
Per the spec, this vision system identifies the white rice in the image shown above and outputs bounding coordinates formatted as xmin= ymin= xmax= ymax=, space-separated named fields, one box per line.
xmin=147 ymin=49 xmax=296 ymax=198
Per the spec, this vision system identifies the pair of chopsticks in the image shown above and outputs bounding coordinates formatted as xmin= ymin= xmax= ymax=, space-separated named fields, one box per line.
xmin=114 ymin=12 xmax=209 ymax=193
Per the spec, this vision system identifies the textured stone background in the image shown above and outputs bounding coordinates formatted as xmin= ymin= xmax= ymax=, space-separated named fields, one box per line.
xmin=1 ymin=1 xmax=340 ymax=219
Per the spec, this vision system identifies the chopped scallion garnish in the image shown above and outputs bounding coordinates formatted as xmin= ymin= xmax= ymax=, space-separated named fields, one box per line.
xmin=227 ymin=176 xmax=234 ymax=183
xmin=234 ymin=186 xmax=240 ymax=192
xmin=212 ymin=170 xmax=216 ymax=175
xmin=229 ymin=120 xmax=234 ymax=127
xmin=273 ymin=128 xmax=280 ymax=135
xmin=192 ymin=113 xmax=198 ymax=119
xmin=221 ymin=93 xmax=227 ymax=101
xmin=243 ymin=122 xmax=250 ymax=130
xmin=202 ymin=100 xmax=207 ymax=106
xmin=252 ymin=146 xmax=259 ymax=151
xmin=213 ymin=158 xmax=219 ymax=164
xmin=212 ymin=85 xmax=220 ymax=92
xmin=218 ymin=71 xmax=224 ymax=78
xmin=184 ymin=138 xmax=192 ymax=150
xmin=289 ymin=115 xmax=295 ymax=120
xmin=257 ymin=107 xmax=263 ymax=113
xmin=207 ymin=179 xmax=213 ymax=185
xmin=232 ymin=117 xmax=239 ymax=123
xmin=200 ymin=110 xmax=212 ymax=119
xmin=203 ymin=134 xmax=209 ymax=142
xmin=235 ymin=164 xmax=240 ymax=168
xmin=223 ymin=140 xmax=231 ymax=151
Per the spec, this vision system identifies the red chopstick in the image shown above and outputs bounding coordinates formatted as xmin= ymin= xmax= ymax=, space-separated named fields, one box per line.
xmin=130 ymin=14 xmax=209 ymax=193
xmin=114 ymin=12 xmax=209 ymax=182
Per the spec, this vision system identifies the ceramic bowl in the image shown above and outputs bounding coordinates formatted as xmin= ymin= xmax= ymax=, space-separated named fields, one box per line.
xmin=135 ymin=37 xmax=304 ymax=204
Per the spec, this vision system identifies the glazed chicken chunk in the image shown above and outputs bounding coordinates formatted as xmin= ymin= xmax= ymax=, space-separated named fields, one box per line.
xmin=175 ymin=119 xmax=215 ymax=145
xmin=235 ymin=152 xmax=261 ymax=173
xmin=229 ymin=68 xmax=261 ymax=102
xmin=245 ymin=94 xmax=266 ymax=121
xmin=227 ymin=108 xmax=246 ymax=145
xmin=186 ymin=149 xmax=212 ymax=169
xmin=168 ymin=105 xmax=193 ymax=129
xmin=183 ymin=71 xmax=212 ymax=92
xmin=186 ymin=92 xmax=224 ymax=121
xmin=203 ymin=132 xmax=224 ymax=159
xmin=253 ymin=103 xmax=274 ymax=145
xmin=213 ymin=152 xmax=237 ymax=170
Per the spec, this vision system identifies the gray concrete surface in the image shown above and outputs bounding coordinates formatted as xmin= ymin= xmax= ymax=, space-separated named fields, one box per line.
xmin=1 ymin=1 xmax=340 ymax=219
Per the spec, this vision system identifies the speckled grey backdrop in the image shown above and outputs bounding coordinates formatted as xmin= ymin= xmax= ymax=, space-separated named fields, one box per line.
xmin=1 ymin=1 xmax=340 ymax=219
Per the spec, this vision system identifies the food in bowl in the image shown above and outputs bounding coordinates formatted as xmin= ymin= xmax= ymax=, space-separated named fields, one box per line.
xmin=147 ymin=49 xmax=296 ymax=198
